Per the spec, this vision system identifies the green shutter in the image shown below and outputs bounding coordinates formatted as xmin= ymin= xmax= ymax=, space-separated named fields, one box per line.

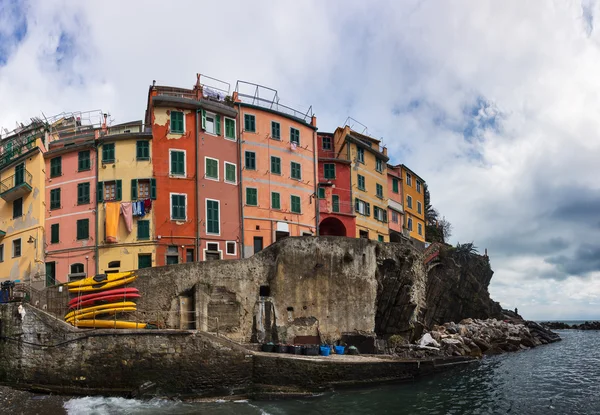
xmin=246 ymin=188 xmax=257 ymax=206
xmin=51 ymin=224 xmax=59 ymax=244
xmin=201 ymin=110 xmax=206 ymax=130
xmin=137 ymin=220 xmax=150 ymax=239
xmin=271 ymin=192 xmax=280 ymax=209
xmin=366 ymin=203 xmax=371 ymax=216
xmin=245 ymin=152 xmax=255 ymax=170
xmin=225 ymin=164 xmax=236 ymax=183
xmin=332 ymin=195 xmax=340 ymax=212
xmin=393 ymin=178 xmax=399 ymax=193
xmin=171 ymin=151 xmax=185 ymax=175
xmin=215 ymin=115 xmax=221 ymax=135
xmin=138 ymin=254 xmax=152 ymax=269
xmin=271 ymin=157 xmax=281 ymax=174
xmin=225 ymin=118 xmax=235 ymax=139
xmin=97 ymin=182 xmax=103 ymax=203
xmin=131 ymin=179 xmax=138 ymax=201
xmin=116 ymin=180 xmax=122 ymax=201
xmin=318 ymin=188 xmax=325 ymax=199
xmin=77 ymin=219 xmax=89 ymax=240
xmin=291 ymin=162 xmax=301 ymax=180
xmin=150 ymin=178 xmax=156 ymax=200
xmin=291 ymin=195 xmax=301 ymax=213
xmin=206 ymin=200 xmax=219 ymax=234
xmin=206 ymin=159 xmax=218 ymax=179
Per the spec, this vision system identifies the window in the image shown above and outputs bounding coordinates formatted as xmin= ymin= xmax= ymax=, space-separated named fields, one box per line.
xmin=290 ymin=127 xmax=300 ymax=144
xmin=13 ymin=197 xmax=22 ymax=218
xmin=357 ymin=174 xmax=366 ymax=191
xmin=205 ymin=157 xmax=219 ymax=180
xmin=170 ymin=111 xmax=184 ymax=133
xmin=244 ymin=114 xmax=256 ymax=132
xmin=416 ymin=180 xmax=421 ymax=193
xmin=50 ymin=188 xmax=61 ymax=210
xmin=78 ymin=150 xmax=91 ymax=171
xmin=291 ymin=162 xmax=301 ymax=180
xmin=271 ymin=121 xmax=281 ymax=140
xmin=76 ymin=219 xmax=89 ymax=240
xmin=271 ymin=192 xmax=281 ymax=209
xmin=225 ymin=117 xmax=236 ymax=140
xmin=225 ymin=162 xmax=236 ymax=184
xmin=171 ymin=194 xmax=187 ymax=220
xmin=70 ymin=263 xmax=84 ymax=275
xmin=202 ymin=111 xmax=220 ymax=135
xmin=376 ymin=183 xmax=384 ymax=198
xmin=378 ymin=235 xmax=384 ymax=242
xmin=324 ymin=163 xmax=335 ymax=179
xmin=417 ymin=201 xmax=422 ymax=214
xmin=206 ymin=199 xmax=220 ymax=235
xmin=392 ymin=210 xmax=399 ymax=223
xmin=246 ymin=188 xmax=258 ymax=206
xmin=170 ymin=150 xmax=185 ymax=177
xmin=45 ymin=262 xmax=55 ymax=287
xmin=77 ymin=182 xmax=90 ymax=205
xmin=406 ymin=172 xmax=412 ymax=186
xmin=407 ymin=195 xmax=413 ymax=209
xmin=392 ymin=178 xmax=399 ymax=193
xmin=137 ymin=220 xmax=150 ymax=240
xmin=15 ymin=163 xmax=24 ymax=185
xmin=318 ymin=188 xmax=325 ymax=199
xmin=186 ymin=249 xmax=194 ymax=263
xmin=108 ymin=260 xmax=121 ymax=268
xmin=271 ymin=156 xmax=281 ymax=175
xmin=50 ymin=156 xmax=62 ymax=177
xmin=357 ymin=147 xmax=364 ymax=163
xmin=407 ymin=218 xmax=413 ymax=231
xmin=332 ymin=195 xmax=340 ymax=212
xmin=226 ymin=241 xmax=236 ymax=256
xmin=98 ymin=180 xmax=122 ymax=202
xmin=131 ymin=179 xmax=156 ymax=201
xmin=102 ymin=143 xmax=115 ymax=163
xmin=166 ymin=246 xmax=179 ymax=265
xmin=290 ymin=195 xmax=301 ymax=213
xmin=355 ymin=198 xmax=371 ymax=216
xmin=138 ymin=254 xmax=152 ymax=269
xmin=376 ymin=158 xmax=383 ymax=173
xmin=322 ymin=136 xmax=332 ymax=150
xmin=12 ymin=239 xmax=21 ymax=258
xmin=136 ymin=141 xmax=150 ymax=160
xmin=205 ymin=243 xmax=221 ymax=260
xmin=245 ymin=151 xmax=256 ymax=170
xmin=51 ymin=223 xmax=59 ymax=244
xmin=0 ymin=244 xmax=4 ymax=262
xmin=374 ymin=206 xmax=387 ymax=222
xmin=418 ymin=223 xmax=423 ymax=236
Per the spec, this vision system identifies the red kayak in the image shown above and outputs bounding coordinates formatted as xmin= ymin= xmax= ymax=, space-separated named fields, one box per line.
xmin=69 ymin=288 xmax=139 ymax=307
xmin=69 ymin=293 xmax=141 ymax=309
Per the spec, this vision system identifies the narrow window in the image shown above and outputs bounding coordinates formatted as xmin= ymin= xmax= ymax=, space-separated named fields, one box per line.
xmin=418 ymin=223 xmax=423 ymax=236
xmin=324 ymin=163 xmax=335 ymax=179
xmin=244 ymin=114 xmax=256 ymax=132
xmin=171 ymin=194 xmax=187 ymax=220
xmin=76 ymin=219 xmax=89 ymax=240
xmin=408 ymin=218 xmax=413 ymax=231
xmin=376 ymin=158 xmax=383 ymax=173
xmin=13 ymin=197 xmax=23 ymax=218
xmin=407 ymin=195 xmax=413 ymax=209
xmin=322 ymin=136 xmax=332 ymax=150
xmin=206 ymin=199 xmax=220 ymax=235
xmin=246 ymin=188 xmax=258 ymax=206
xmin=50 ymin=188 xmax=61 ymax=210
xmin=392 ymin=178 xmax=399 ymax=193
xmin=226 ymin=241 xmax=236 ymax=255
xmin=0 ymin=244 xmax=4 ymax=262
xmin=357 ymin=147 xmax=364 ymax=163
xmin=50 ymin=156 xmax=62 ymax=178
xmin=357 ymin=175 xmax=365 ymax=191
xmin=225 ymin=162 xmax=237 ymax=184
xmin=205 ymin=158 xmax=219 ymax=180
xmin=50 ymin=223 xmax=59 ymax=244
xmin=271 ymin=192 xmax=281 ymax=209
xmin=138 ymin=254 xmax=152 ymax=269
xmin=102 ymin=143 xmax=115 ymax=163
xmin=245 ymin=151 xmax=256 ymax=170
xmin=224 ymin=117 xmax=236 ymax=140
xmin=12 ymin=239 xmax=21 ymax=258
xmin=137 ymin=220 xmax=150 ymax=240
xmin=378 ymin=235 xmax=384 ymax=242
xmin=416 ymin=180 xmax=421 ymax=193
xmin=271 ymin=121 xmax=281 ymax=140
xmin=78 ymin=150 xmax=91 ymax=171
xmin=392 ymin=211 xmax=399 ymax=223
xmin=186 ymin=249 xmax=194 ymax=263
xmin=290 ymin=195 xmax=301 ymax=214
xmin=290 ymin=127 xmax=300 ymax=145
xmin=291 ymin=162 xmax=302 ymax=180
xmin=376 ymin=183 xmax=384 ymax=199
xmin=332 ymin=195 xmax=340 ymax=212
xmin=417 ymin=201 xmax=422 ymax=214
xmin=166 ymin=246 xmax=179 ymax=265
xmin=170 ymin=111 xmax=184 ymax=133
xmin=77 ymin=182 xmax=90 ymax=205
xmin=318 ymin=188 xmax=325 ymax=199
xmin=406 ymin=173 xmax=412 ymax=186
xmin=170 ymin=150 xmax=186 ymax=176
xmin=136 ymin=141 xmax=150 ymax=160
xmin=271 ymin=156 xmax=281 ymax=175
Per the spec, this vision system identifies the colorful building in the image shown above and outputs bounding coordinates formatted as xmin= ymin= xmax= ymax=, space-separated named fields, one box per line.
xmin=96 ymin=121 xmax=156 ymax=273
xmin=316 ymin=132 xmax=356 ymax=237
xmin=44 ymin=116 xmax=99 ymax=284
xmin=398 ymin=164 xmax=426 ymax=246
xmin=145 ymin=75 xmax=241 ymax=264
xmin=387 ymin=164 xmax=406 ymax=243
xmin=0 ymin=119 xmax=48 ymax=288
xmin=234 ymin=82 xmax=318 ymax=257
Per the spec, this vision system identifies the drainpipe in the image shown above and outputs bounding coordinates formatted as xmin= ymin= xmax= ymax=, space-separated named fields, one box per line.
xmin=237 ymin=101 xmax=245 ymax=258
xmin=94 ymin=143 xmax=99 ymax=274
xmin=195 ymin=109 xmax=201 ymax=260
xmin=313 ymin=125 xmax=319 ymax=236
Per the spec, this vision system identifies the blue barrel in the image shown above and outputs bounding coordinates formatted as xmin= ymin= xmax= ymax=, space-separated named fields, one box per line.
xmin=335 ymin=345 xmax=345 ymax=355
xmin=319 ymin=346 xmax=331 ymax=356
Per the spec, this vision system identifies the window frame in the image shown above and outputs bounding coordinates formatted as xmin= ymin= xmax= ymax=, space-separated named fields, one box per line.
xmin=324 ymin=163 xmax=336 ymax=179
xmin=102 ymin=143 xmax=115 ymax=164
xmin=50 ymin=188 xmax=61 ymax=210
xmin=13 ymin=197 xmax=23 ymax=218
xmin=138 ymin=253 xmax=152 ymax=269
xmin=418 ymin=223 xmax=423 ymax=236
xmin=50 ymin=156 xmax=62 ymax=178
xmin=50 ymin=223 xmax=59 ymax=244
xmin=137 ymin=219 xmax=150 ymax=240
xmin=136 ymin=140 xmax=150 ymax=161
xmin=78 ymin=150 xmax=91 ymax=172
xmin=376 ymin=183 xmax=384 ymax=199
xmin=270 ymin=156 xmax=282 ymax=175
xmin=77 ymin=182 xmax=90 ymax=205
xmin=332 ymin=194 xmax=340 ymax=212
xmin=205 ymin=199 xmax=221 ymax=236
xmin=416 ymin=180 xmax=421 ymax=193
xmin=407 ymin=217 xmax=413 ymax=231
xmin=271 ymin=121 xmax=281 ymax=140
xmin=226 ymin=241 xmax=237 ymax=256
xmin=392 ymin=178 xmax=399 ymax=193
xmin=392 ymin=210 xmax=399 ymax=223
xmin=290 ymin=161 xmax=302 ymax=180
xmin=357 ymin=174 xmax=366 ymax=191
xmin=170 ymin=193 xmax=187 ymax=221
xmin=357 ymin=147 xmax=365 ymax=164
xmin=224 ymin=117 xmax=236 ymax=140
xmin=322 ymin=136 xmax=332 ymax=150
xmin=318 ymin=187 xmax=325 ymax=199
xmin=271 ymin=191 xmax=281 ymax=210
xmin=245 ymin=151 xmax=256 ymax=170
xmin=290 ymin=195 xmax=301 ymax=214
xmin=244 ymin=113 xmax=256 ymax=132
xmin=407 ymin=195 xmax=413 ymax=209
xmin=203 ymin=111 xmax=218 ymax=135
xmin=224 ymin=162 xmax=237 ymax=184
xmin=169 ymin=149 xmax=186 ymax=178
xmin=0 ymin=244 xmax=3 ymax=262
xmin=417 ymin=201 xmax=422 ymax=214
xmin=376 ymin=158 xmax=383 ymax=173
xmin=12 ymin=238 xmax=21 ymax=258
xmin=170 ymin=110 xmax=185 ymax=134
xmin=204 ymin=156 xmax=219 ymax=181
xmin=76 ymin=218 xmax=89 ymax=240
xmin=406 ymin=172 xmax=412 ymax=186
xmin=246 ymin=187 xmax=258 ymax=206
xmin=290 ymin=127 xmax=300 ymax=145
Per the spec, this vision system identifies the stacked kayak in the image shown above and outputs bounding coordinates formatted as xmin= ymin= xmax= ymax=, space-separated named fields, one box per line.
xmin=66 ymin=272 xmax=154 ymax=329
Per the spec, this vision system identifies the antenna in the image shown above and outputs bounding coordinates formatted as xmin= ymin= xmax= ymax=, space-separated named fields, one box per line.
xmin=343 ymin=117 xmax=369 ymax=135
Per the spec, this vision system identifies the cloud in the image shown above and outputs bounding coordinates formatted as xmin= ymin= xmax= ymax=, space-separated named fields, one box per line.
xmin=1 ymin=0 xmax=600 ymax=320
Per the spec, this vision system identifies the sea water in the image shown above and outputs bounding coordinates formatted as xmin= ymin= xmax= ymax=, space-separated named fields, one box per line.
xmin=2 ymin=329 xmax=599 ymax=414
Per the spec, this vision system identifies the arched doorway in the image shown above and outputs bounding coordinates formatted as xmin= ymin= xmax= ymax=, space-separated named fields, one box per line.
xmin=319 ymin=217 xmax=347 ymax=236
xmin=390 ymin=231 xmax=403 ymax=243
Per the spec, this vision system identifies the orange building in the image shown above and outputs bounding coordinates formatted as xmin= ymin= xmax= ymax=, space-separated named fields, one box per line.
xmin=234 ymin=82 xmax=318 ymax=257
xmin=398 ymin=164 xmax=426 ymax=246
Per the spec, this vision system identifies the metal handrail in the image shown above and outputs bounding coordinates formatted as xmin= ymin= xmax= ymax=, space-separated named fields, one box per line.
xmin=0 ymin=169 xmax=33 ymax=193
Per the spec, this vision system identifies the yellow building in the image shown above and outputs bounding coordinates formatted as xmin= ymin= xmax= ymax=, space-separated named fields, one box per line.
xmin=399 ymin=164 xmax=426 ymax=244
xmin=0 ymin=120 xmax=47 ymax=288
xmin=96 ymin=121 xmax=156 ymax=273
xmin=332 ymin=126 xmax=390 ymax=242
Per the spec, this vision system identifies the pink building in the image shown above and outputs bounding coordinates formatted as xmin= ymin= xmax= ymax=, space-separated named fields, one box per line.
xmin=387 ymin=164 xmax=406 ymax=242
xmin=44 ymin=135 xmax=97 ymax=283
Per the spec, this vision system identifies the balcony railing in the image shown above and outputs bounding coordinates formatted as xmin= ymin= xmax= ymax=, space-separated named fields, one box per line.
xmin=0 ymin=138 xmax=37 ymax=170
xmin=319 ymin=199 xmax=354 ymax=215
xmin=0 ymin=169 xmax=33 ymax=201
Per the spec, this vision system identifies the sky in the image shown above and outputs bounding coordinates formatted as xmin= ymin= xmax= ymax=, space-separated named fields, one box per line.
xmin=1 ymin=0 xmax=599 ymax=320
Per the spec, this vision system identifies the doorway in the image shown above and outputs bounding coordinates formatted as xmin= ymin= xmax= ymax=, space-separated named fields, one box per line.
xmin=275 ymin=231 xmax=289 ymax=242
xmin=253 ymin=236 xmax=263 ymax=254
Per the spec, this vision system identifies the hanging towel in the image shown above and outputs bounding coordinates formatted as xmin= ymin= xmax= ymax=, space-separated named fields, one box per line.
xmin=132 ymin=201 xmax=139 ymax=216
xmin=139 ymin=200 xmax=146 ymax=216
xmin=105 ymin=202 xmax=120 ymax=243
xmin=120 ymin=202 xmax=133 ymax=233
xmin=144 ymin=198 xmax=152 ymax=213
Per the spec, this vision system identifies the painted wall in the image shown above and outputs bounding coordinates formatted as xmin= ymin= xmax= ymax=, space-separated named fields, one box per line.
xmin=151 ymin=104 xmax=197 ymax=266
xmin=97 ymin=135 xmax=156 ymax=272
xmin=44 ymin=144 xmax=96 ymax=282
xmin=239 ymin=105 xmax=317 ymax=257
xmin=387 ymin=167 xmax=404 ymax=235
xmin=401 ymin=165 xmax=426 ymax=243
xmin=0 ymin=148 xmax=46 ymax=287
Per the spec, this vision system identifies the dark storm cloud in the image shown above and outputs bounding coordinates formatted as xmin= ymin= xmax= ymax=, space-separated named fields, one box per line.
xmin=486 ymin=235 xmax=570 ymax=257
xmin=546 ymin=187 xmax=600 ymax=225
xmin=545 ymin=244 xmax=600 ymax=278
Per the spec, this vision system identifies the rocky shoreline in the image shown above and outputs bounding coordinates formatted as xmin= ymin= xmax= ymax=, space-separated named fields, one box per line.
xmin=390 ymin=313 xmax=561 ymax=359
xmin=541 ymin=321 xmax=600 ymax=330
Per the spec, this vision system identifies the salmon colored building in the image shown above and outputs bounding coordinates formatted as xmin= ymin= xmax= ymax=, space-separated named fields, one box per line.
xmin=145 ymin=75 xmax=241 ymax=264
xmin=234 ymin=82 xmax=318 ymax=257
xmin=317 ymin=132 xmax=356 ymax=237
xmin=386 ymin=164 xmax=406 ymax=243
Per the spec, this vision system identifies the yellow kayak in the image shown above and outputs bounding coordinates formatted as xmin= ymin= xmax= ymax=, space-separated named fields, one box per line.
xmin=70 ymin=320 xmax=153 ymax=329
xmin=66 ymin=307 xmax=137 ymax=323
xmin=65 ymin=301 xmax=137 ymax=320
xmin=68 ymin=275 xmax=137 ymax=293
xmin=67 ymin=271 xmax=135 ymax=288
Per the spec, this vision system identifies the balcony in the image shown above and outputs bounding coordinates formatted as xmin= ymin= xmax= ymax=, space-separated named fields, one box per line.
xmin=0 ymin=229 xmax=5 ymax=239
xmin=0 ymin=169 xmax=33 ymax=202
xmin=319 ymin=199 xmax=354 ymax=215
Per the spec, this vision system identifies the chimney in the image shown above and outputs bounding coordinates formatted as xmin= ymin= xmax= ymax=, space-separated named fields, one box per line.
xmin=311 ymin=115 xmax=317 ymax=128
xmin=194 ymin=73 xmax=203 ymax=100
